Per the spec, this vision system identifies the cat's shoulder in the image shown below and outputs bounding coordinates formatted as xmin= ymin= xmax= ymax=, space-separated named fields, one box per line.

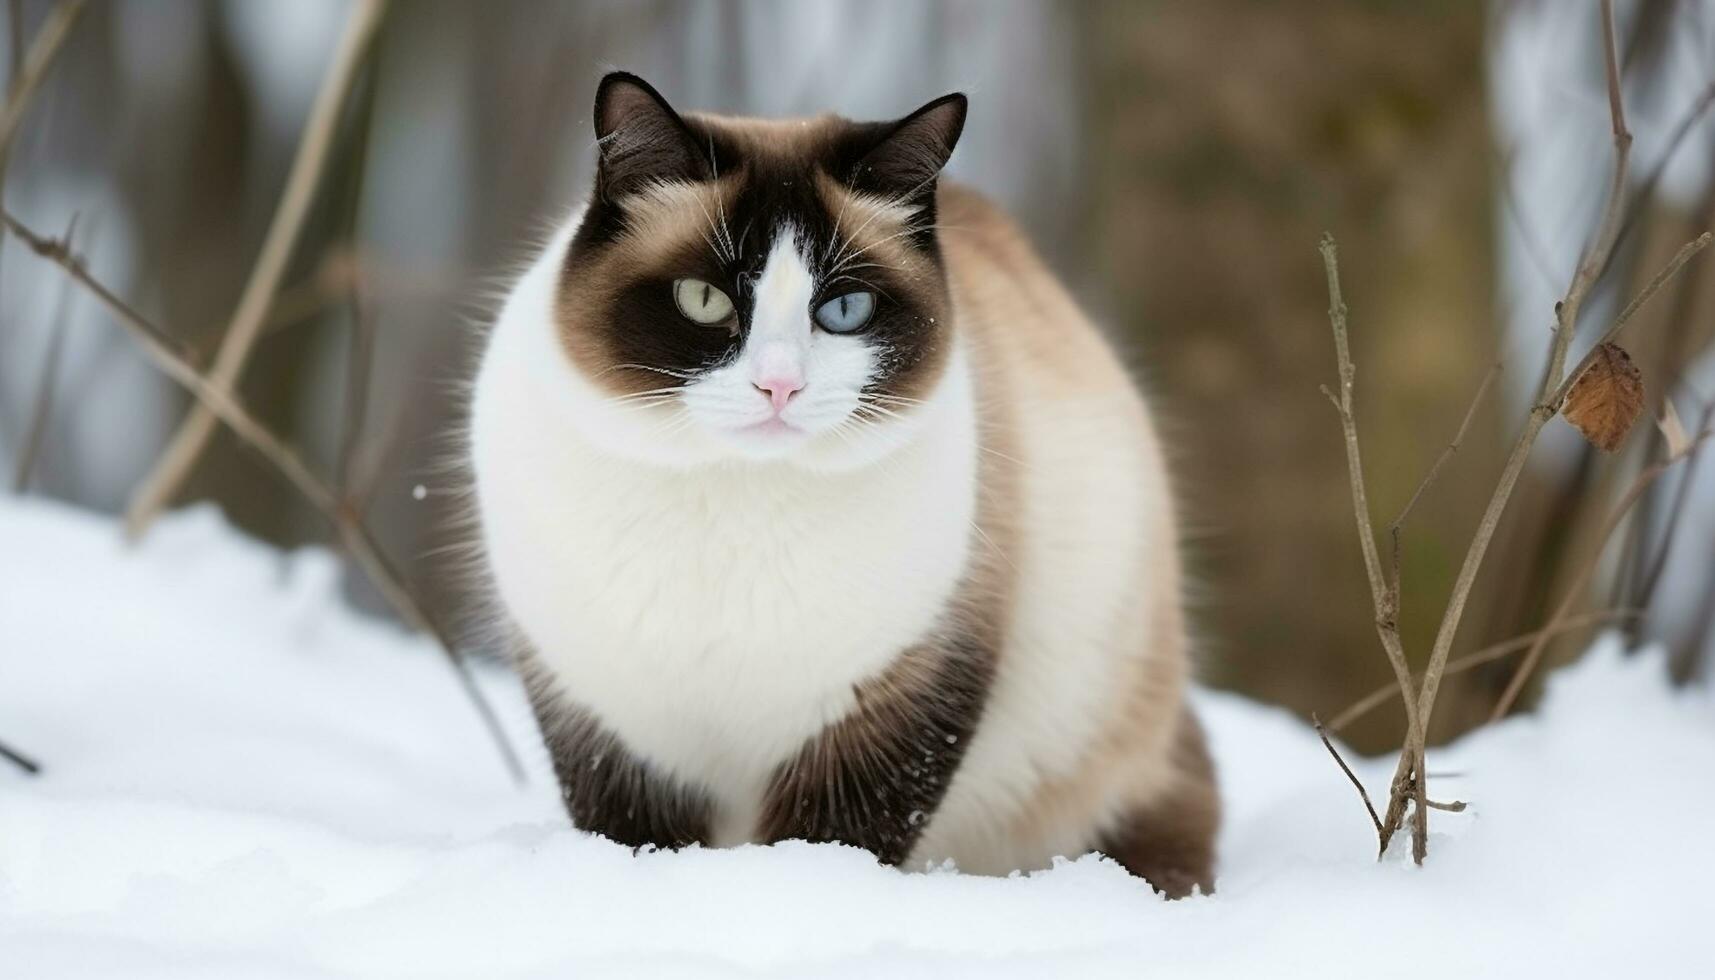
xmin=935 ymin=182 xmax=1061 ymax=302
xmin=936 ymin=183 xmax=1118 ymax=386
xmin=937 ymin=182 xmax=1029 ymax=255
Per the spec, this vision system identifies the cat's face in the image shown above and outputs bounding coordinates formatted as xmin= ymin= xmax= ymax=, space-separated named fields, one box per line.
xmin=553 ymin=73 xmax=966 ymax=471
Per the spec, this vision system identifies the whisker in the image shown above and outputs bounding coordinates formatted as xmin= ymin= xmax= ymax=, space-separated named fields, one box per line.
xmin=605 ymin=395 xmax=686 ymax=415
xmin=825 ymin=417 xmax=862 ymax=449
xmin=829 ymin=223 xmax=942 ymax=278
xmin=967 ymin=518 xmax=1017 ymax=572
xmin=825 ymin=189 xmax=860 ymax=268
xmin=978 ymin=445 xmax=1035 ymax=472
xmin=828 ymin=176 xmax=940 ymax=269
xmin=716 ymin=200 xmax=736 ymax=263
xmin=854 ymin=398 xmax=913 ymax=424
xmin=644 ymin=407 xmax=696 ymax=439
xmin=606 ymin=384 xmax=691 ymax=403
xmin=738 ymin=212 xmax=759 ymax=256
xmin=691 ymin=193 xmax=734 ymax=264
xmin=854 ymin=404 xmax=907 ymax=424
xmin=824 ymin=275 xmax=894 ymax=300
xmin=866 ymin=392 xmax=927 ymax=407
xmin=705 ymin=135 xmax=738 ymax=261
xmin=828 ymin=260 xmax=898 ymax=277
xmin=597 ymin=363 xmax=702 ymax=382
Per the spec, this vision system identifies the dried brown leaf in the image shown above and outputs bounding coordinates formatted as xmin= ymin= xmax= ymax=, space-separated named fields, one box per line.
xmin=1562 ymin=342 xmax=1643 ymax=453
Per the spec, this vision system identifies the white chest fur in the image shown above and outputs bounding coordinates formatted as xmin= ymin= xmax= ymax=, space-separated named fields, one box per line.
xmin=469 ymin=224 xmax=980 ymax=840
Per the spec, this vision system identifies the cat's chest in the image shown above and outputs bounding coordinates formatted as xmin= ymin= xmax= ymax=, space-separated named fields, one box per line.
xmin=475 ymin=414 xmax=979 ymax=791
xmin=524 ymin=467 xmax=951 ymax=655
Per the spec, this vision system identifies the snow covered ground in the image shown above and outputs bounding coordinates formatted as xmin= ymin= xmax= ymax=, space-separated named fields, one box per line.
xmin=2 ymin=497 xmax=1712 ymax=978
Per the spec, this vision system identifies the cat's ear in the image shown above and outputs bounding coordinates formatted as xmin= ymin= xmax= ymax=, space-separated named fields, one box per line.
xmin=852 ymin=93 xmax=967 ymax=199
xmin=593 ymin=72 xmax=709 ymax=200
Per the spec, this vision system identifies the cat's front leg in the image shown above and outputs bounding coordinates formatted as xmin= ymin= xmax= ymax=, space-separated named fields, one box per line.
xmin=1095 ymin=709 xmax=1220 ymax=898
xmin=755 ymin=637 xmax=995 ymax=865
xmin=525 ymin=676 xmax=715 ymax=851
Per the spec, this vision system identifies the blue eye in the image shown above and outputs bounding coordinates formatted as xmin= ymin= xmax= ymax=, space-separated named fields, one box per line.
xmin=813 ymin=291 xmax=875 ymax=334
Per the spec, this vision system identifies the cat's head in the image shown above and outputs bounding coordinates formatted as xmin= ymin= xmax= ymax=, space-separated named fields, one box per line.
xmin=553 ymin=72 xmax=966 ymax=471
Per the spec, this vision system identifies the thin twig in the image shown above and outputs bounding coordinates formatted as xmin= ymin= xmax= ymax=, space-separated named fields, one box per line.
xmin=1327 ymin=608 xmax=1639 ymax=733
xmin=336 ymin=288 xmax=377 ymax=496
xmin=1614 ymin=192 xmax=1715 ymax=621
xmin=0 ymin=0 xmax=84 ymax=165
xmin=333 ymin=52 xmax=378 ymax=497
xmin=13 ymin=213 xmax=76 ymax=491
xmin=1313 ymin=714 xmax=1384 ymax=839
xmin=1 ymin=209 xmax=526 ymax=785
xmin=1616 ymin=78 xmax=1715 ymax=250
xmin=1425 ymin=799 xmax=1467 ymax=813
xmin=1634 ymin=401 xmax=1715 ymax=608
xmin=262 ymin=249 xmax=362 ymax=336
xmin=1550 ymin=232 xmax=1713 ymax=411
xmin=1377 ymin=0 xmax=1642 ymax=863
xmin=6 ymin=1 xmax=23 ymax=94
xmin=1490 ymin=430 xmax=1711 ymax=720
xmin=1317 ymin=234 xmax=1424 ymax=857
xmin=124 ymin=0 xmax=388 ymax=536
xmin=0 ymin=0 xmax=85 ymax=339
xmin=0 ymin=733 xmax=39 ymax=774
xmin=1387 ymin=361 xmax=1502 ymax=591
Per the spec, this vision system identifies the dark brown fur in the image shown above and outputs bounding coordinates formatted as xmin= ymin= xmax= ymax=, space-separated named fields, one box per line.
xmin=1095 ymin=711 xmax=1220 ymax=898
xmin=756 ymin=633 xmax=996 ymax=864
xmin=520 ymin=656 xmax=714 ymax=850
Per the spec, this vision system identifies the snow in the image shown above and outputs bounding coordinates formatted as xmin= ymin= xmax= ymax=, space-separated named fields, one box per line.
xmin=3 ymin=498 xmax=1712 ymax=978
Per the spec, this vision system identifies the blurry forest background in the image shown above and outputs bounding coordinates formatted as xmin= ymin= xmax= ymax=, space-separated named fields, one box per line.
xmin=4 ymin=0 xmax=1714 ymax=754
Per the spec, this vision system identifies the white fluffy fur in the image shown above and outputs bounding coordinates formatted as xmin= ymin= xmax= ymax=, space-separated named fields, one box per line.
xmin=471 ymin=214 xmax=978 ymax=843
xmin=471 ymin=207 xmax=1176 ymax=871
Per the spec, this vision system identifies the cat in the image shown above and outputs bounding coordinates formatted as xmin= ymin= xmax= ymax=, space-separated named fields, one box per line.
xmin=467 ymin=72 xmax=1218 ymax=897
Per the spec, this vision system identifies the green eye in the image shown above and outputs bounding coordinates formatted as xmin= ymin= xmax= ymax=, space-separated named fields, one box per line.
xmin=674 ymin=278 xmax=734 ymax=325
xmin=814 ymin=291 xmax=875 ymax=333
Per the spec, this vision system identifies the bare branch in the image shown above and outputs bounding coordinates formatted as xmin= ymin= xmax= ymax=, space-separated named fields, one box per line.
xmin=124 ymin=0 xmax=388 ymax=536
xmin=6 ymin=1 xmax=22 ymax=94
xmin=1 ymin=209 xmax=526 ymax=785
xmin=335 ymin=284 xmax=376 ymax=496
xmin=1490 ymin=429 xmax=1712 ymax=720
xmin=1617 ymin=79 xmax=1715 ymax=250
xmin=0 ymin=733 xmax=40 ymax=775
xmin=1634 ymin=401 xmax=1715 ymax=608
xmin=0 ymin=0 xmax=84 ymax=164
xmin=1326 ymin=609 xmax=1639 ymax=733
xmin=0 ymin=0 xmax=85 ymax=324
xmin=1318 ymin=234 xmax=1424 ymax=854
xmin=1387 ymin=361 xmax=1502 ymax=589
xmin=1319 ymin=236 xmax=1392 ymax=614
xmin=1377 ymin=0 xmax=1652 ymax=863
xmin=1550 ymin=232 xmax=1713 ymax=411
xmin=12 ymin=305 xmax=66 ymax=490
xmin=13 ymin=213 xmax=76 ymax=491
xmin=1599 ymin=1 xmax=1629 ymax=138
xmin=1313 ymin=714 xmax=1384 ymax=842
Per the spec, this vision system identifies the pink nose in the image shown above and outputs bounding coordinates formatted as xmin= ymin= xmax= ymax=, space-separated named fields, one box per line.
xmin=753 ymin=375 xmax=805 ymax=413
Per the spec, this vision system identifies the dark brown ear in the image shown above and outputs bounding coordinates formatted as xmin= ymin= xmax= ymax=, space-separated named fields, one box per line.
xmin=593 ymin=72 xmax=709 ymax=200
xmin=852 ymin=93 xmax=967 ymax=200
